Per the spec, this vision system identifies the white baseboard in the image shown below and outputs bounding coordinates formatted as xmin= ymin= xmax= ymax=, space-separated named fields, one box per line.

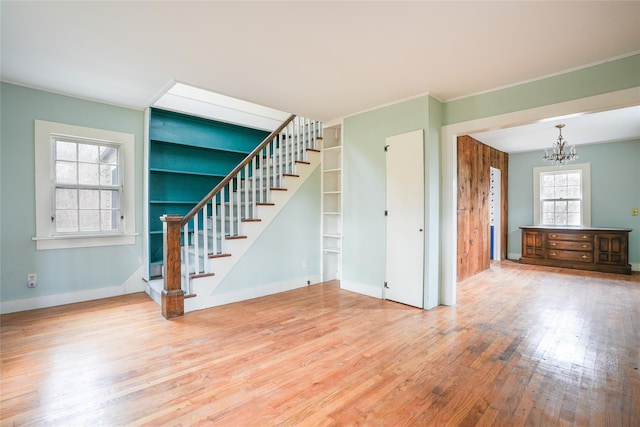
xmin=0 ymin=266 xmax=146 ymax=314
xmin=340 ymin=280 xmax=383 ymax=299
xmin=185 ymin=275 xmax=322 ymax=313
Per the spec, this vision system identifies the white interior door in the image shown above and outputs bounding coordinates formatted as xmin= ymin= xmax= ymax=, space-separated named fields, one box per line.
xmin=385 ymin=130 xmax=424 ymax=308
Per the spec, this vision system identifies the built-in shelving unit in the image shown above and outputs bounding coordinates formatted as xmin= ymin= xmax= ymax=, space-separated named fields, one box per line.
xmin=148 ymin=108 xmax=268 ymax=276
xmin=322 ymin=125 xmax=342 ymax=281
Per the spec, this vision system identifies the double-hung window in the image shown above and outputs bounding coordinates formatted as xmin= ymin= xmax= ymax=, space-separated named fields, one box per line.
xmin=34 ymin=120 xmax=135 ymax=250
xmin=53 ymin=137 xmax=122 ymax=234
xmin=533 ymin=163 xmax=591 ymax=227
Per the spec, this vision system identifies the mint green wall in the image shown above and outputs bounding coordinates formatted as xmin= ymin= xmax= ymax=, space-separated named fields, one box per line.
xmin=508 ymin=140 xmax=640 ymax=265
xmin=342 ymin=95 xmax=441 ymax=306
xmin=216 ymin=168 xmax=321 ymax=292
xmin=0 ymin=82 xmax=145 ymax=301
xmin=444 ymin=54 xmax=640 ymax=125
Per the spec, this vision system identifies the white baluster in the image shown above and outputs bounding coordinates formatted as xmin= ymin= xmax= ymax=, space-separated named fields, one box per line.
xmin=234 ymin=176 xmax=241 ymax=236
xmin=244 ymin=164 xmax=250 ymax=220
xmin=220 ymin=186 xmax=226 ymax=253
xmin=201 ymin=204 xmax=208 ymax=273
xmin=193 ymin=213 xmax=200 ymax=275
xmin=279 ymin=129 xmax=284 ymax=187
xmin=211 ymin=197 xmax=217 ymax=255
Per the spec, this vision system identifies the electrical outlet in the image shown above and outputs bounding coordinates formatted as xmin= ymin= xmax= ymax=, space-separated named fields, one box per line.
xmin=302 ymin=259 xmax=309 ymax=269
xmin=27 ymin=273 xmax=37 ymax=288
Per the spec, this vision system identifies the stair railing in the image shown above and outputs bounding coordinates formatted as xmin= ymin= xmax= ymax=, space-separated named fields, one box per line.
xmin=160 ymin=114 xmax=323 ymax=318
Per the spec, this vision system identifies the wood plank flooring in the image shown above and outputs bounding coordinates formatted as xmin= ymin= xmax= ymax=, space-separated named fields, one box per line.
xmin=1 ymin=261 xmax=639 ymax=426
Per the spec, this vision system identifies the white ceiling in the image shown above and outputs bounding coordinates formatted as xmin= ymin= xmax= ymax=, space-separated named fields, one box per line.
xmin=470 ymin=105 xmax=640 ymax=154
xmin=1 ymin=1 xmax=639 ymax=149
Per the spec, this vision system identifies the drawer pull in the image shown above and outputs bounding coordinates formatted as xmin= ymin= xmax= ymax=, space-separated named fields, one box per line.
xmin=581 ymin=235 xmax=590 ymax=239
xmin=550 ymin=234 xmax=557 ymax=238
xmin=549 ymin=252 xmax=557 ymax=256
xmin=581 ymin=255 xmax=589 ymax=259
xmin=581 ymin=244 xmax=588 ymax=248
xmin=550 ymin=242 xmax=557 ymax=246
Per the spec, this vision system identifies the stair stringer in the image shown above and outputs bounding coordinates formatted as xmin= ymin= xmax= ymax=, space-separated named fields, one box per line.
xmin=184 ymin=150 xmax=320 ymax=312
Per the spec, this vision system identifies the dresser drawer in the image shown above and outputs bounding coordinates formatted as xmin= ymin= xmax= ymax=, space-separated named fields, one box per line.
xmin=547 ymin=240 xmax=593 ymax=251
xmin=547 ymin=232 xmax=594 ymax=242
xmin=546 ymin=250 xmax=593 ymax=263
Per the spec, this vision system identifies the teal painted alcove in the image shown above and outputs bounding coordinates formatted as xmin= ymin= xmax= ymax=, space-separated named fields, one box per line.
xmin=148 ymin=108 xmax=269 ymax=271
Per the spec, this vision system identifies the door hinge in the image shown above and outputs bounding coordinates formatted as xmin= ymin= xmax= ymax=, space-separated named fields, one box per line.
xmin=384 ymin=145 xmax=389 ymax=152
xmin=384 ymin=281 xmax=389 ymax=289
xmin=384 ymin=210 xmax=388 ymax=216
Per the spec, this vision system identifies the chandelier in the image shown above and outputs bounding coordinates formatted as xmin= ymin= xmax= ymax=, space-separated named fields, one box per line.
xmin=543 ymin=124 xmax=577 ymax=165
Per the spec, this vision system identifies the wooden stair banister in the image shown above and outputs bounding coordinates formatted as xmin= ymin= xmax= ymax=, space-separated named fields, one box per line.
xmin=181 ymin=114 xmax=296 ymax=226
xmin=160 ymin=113 xmax=323 ymax=319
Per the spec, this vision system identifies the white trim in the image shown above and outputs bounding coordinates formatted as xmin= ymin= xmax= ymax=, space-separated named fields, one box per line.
xmin=0 ymin=266 xmax=146 ymax=314
xmin=34 ymin=120 xmax=136 ymax=250
xmin=441 ymin=87 xmax=640 ymax=307
xmin=533 ymin=163 xmax=591 ymax=227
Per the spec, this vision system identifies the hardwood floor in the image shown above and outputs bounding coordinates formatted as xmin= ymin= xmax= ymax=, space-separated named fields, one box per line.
xmin=1 ymin=261 xmax=639 ymax=426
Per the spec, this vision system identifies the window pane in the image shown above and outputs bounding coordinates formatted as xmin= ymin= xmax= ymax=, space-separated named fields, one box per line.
xmin=568 ymin=200 xmax=581 ymax=213
xmin=100 ymin=164 xmax=118 ymax=185
xmin=554 ymin=211 xmax=567 ymax=225
xmin=101 ymin=190 xmax=120 ymax=209
xmin=567 ymin=185 xmax=581 ymax=198
xmin=542 ymin=184 xmax=554 ymax=199
xmin=542 ymin=201 xmax=555 ymax=214
xmin=100 ymin=146 xmax=118 ymax=165
xmin=79 ymin=189 xmax=99 ymax=209
xmin=542 ymin=212 xmax=555 ymax=225
xmin=56 ymin=161 xmax=77 ymax=184
xmin=55 ymin=188 xmax=77 ymax=209
xmin=78 ymin=143 xmax=99 ymax=163
xmin=55 ymin=209 xmax=78 ymax=232
xmin=567 ymin=213 xmax=581 ymax=226
xmin=555 ymin=200 xmax=567 ymax=213
xmin=555 ymin=173 xmax=567 ymax=187
xmin=56 ymin=140 xmax=76 ymax=161
xmin=567 ymin=172 xmax=581 ymax=186
xmin=79 ymin=210 xmax=100 ymax=231
xmin=78 ymin=163 xmax=99 ymax=185
xmin=101 ymin=210 xmax=120 ymax=231
xmin=555 ymin=184 xmax=567 ymax=199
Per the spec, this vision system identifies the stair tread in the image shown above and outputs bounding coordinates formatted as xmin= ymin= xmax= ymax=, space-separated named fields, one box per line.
xmin=270 ymin=187 xmax=287 ymax=191
xmin=226 ymin=235 xmax=247 ymax=240
xmin=295 ymin=160 xmax=311 ymax=165
xmin=209 ymin=253 xmax=232 ymax=259
xmin=283 ymin=173 xmax=299 ymax=177
xmin=190 ymin=272 xmax=215 ymax=279
xmin=242 ymin=218 xmax=262 ymax=222
xmin=256 ymin=202 xmax=275 ymax=206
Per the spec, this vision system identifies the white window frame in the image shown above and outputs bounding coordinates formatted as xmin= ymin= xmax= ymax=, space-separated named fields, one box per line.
xmin=533 ymin=163 xmax=591 ymax=227
xmin=34 ymin=120 xmax=136 ymax=250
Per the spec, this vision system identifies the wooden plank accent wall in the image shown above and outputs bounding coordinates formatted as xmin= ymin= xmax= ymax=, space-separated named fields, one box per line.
xmin=457 ymin=135 xmax=508 ymax=281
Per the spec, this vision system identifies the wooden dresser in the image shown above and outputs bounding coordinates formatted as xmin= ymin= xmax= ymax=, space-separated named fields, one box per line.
xmin=520 ymin=226 xmax=632 ymax=274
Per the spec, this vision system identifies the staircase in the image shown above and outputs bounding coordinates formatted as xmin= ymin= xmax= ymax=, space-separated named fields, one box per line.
xmin=145 ymin=115 xmax=323 ymax=317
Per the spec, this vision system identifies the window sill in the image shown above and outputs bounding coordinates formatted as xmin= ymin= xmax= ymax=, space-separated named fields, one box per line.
xmin=33 ymin=233 xmax=137 ymax=250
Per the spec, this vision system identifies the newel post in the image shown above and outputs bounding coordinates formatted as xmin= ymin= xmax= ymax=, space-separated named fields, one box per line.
xmin=160 ymin=214 xmax=184 ymax=319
